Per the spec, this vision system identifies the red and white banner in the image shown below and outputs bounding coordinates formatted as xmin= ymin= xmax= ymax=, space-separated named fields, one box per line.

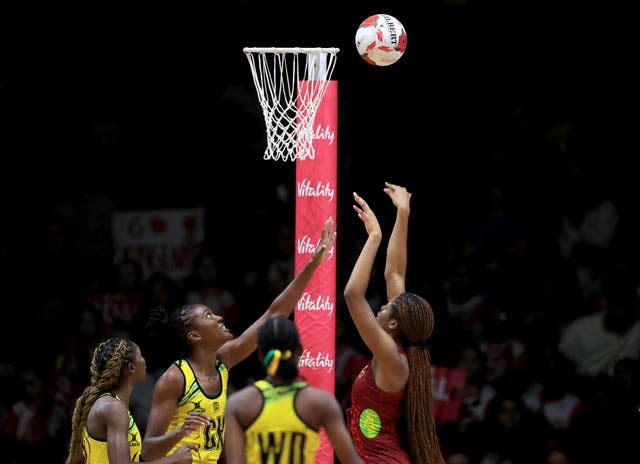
xmin=295 ymin=80 xmax=337 ymax=464
xmin=431 ymin=366 xmax=467 ymax=423
xmin=112 ymin=208 xmax=205 ymax=281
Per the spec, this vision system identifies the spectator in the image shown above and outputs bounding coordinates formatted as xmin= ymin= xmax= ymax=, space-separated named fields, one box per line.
xmin=3 ymin=367 xmax=66 ymax=463
xmin=85 ymin=257 xmax=143 ymax=335
xmin=183 ymin=250 xmax=238 ymax=330
xmin=558 ymin=271 xmax=640 ymax=378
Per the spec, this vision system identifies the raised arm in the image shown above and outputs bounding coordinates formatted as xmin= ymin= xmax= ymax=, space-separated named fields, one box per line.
xmin=218 ymin=217 xmax=336 ymax=368
xmin=343 ymin=193 xmax=403 ymax=368
xmin=383 ymin=182 xmax=411 ymax=301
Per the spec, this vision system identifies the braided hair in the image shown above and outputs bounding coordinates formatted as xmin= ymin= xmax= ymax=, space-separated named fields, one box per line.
xmin=258 ymin=316 xmax=301 ymax=382
xmin=146 ymin=305 xmax=200 ymax=360
xmin=390 ymin=292 xmax=444 ymax=464
xmin=66 ymin=337 xmax=135 ymax=464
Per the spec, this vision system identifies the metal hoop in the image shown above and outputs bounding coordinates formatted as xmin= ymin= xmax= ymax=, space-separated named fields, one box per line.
xmin=244 ymin=47 xmax=339 ymax=161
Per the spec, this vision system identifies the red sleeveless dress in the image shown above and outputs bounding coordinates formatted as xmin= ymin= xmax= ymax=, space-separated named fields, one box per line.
xmin=347 ymin=359 xmax=411 ymax=463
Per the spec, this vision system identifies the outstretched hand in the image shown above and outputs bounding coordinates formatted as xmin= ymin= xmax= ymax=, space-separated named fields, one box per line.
xmin=383 ymin=182 xmax=411 ymax=211
xmin=352 ymin=192 xmax=382 ymax=237
xmin=311 ymin=217 xmax=336 ymax=264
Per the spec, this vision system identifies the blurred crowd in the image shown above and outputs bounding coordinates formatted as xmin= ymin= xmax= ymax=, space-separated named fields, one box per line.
xmin=1 ymin=108 xmax=639 ymax=464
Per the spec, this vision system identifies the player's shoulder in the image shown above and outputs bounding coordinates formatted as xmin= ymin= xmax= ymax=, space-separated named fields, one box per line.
xmin=227 ymin=384 xmax=263 ymax=426
xmin=154 ymin=361 xmax=186 ymax=391
xmin=295 ymin=386 xmax=342 ymax=428
xmin=228 ymin=384 xmax=262 ymax=405
xmin=162 ymin=360 xmax=186 ymax=378
xmin=93 ymin=393 xmax=128 ymax=416
xmin=299 ymin=385 xmax=339 ymax=407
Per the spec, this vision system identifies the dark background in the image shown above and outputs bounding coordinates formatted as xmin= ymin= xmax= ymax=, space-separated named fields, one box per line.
xmin=1 ymin=0 xmax=637 ymax=362
xmin=1 ymin=1 xmax=637 ymax=346
xmin=1 ymin=0 xmax=634 ymax=199
xmin=1 ymin=1 xmax=639 ymax=462
xmin=1 ymin=0 xmax=636 ymax=299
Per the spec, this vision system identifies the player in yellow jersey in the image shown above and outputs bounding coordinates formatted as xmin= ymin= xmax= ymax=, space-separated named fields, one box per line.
xmin=224 ymin=316 xmax=363 ymax=464
xmin=141 ymin=218 xmax=336 ymax=464
xmin=65 ymin=337 xmax=193 ymax=464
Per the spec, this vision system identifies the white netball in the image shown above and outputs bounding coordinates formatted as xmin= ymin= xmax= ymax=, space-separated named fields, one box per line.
xmin=355 ymin=14 xmax=407 ymax=66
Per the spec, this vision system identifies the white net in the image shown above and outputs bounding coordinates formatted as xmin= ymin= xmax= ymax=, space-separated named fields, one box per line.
xmin=244 ymin=47 xmax=339 ymax=161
